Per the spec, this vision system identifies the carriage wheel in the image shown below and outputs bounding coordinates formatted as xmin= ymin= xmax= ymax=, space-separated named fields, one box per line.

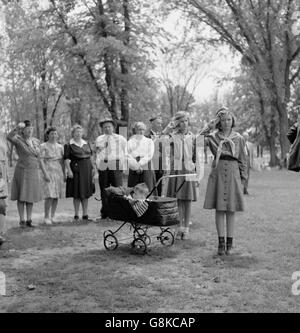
xmin=142 ymin=234 xmax=151 ymax=246
xmin=103 ymin=230 xmax=113 ymax=238
xmin=160 ymin=230 xmax=175 ymax=247
xmin=133 ymin=228 xmax=151 ymax=246
xmin=104 ymin=234 xmax=118 ymax=251
xmin=131 ymin=238 xmax=147 ymax=255
xmin=133 ymin=227 xmax=146 ymax=239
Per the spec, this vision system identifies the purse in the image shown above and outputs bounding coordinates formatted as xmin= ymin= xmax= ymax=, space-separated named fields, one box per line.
xmin=287 ymin=126 xmax=300 ymax=172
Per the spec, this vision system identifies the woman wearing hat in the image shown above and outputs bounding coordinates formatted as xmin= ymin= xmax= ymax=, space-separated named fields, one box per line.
xmin=7 ymin=121 xmax=50 ymax=228
xmin=127 ymin=122 xmax=157 ymax=194
xmin=40 ymin=127 xmax=65 ymax=225
xmin=200 ymin=108 xmax=247 ymax=256
xmin=165 ymin=111 xmax=199 ymax=240
xmin=95 ymin=113 xmax=127 ymax=219
xmin=64 ymin=124 xmax=95 ymax=222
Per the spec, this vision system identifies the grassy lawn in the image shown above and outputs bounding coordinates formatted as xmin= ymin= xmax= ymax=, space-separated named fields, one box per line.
xmin=0 ymin=168 xmax=299 ymax=313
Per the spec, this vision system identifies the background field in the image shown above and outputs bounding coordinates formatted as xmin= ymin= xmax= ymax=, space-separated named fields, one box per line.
xmin=0 ymin=168 xmax=299 ymax=313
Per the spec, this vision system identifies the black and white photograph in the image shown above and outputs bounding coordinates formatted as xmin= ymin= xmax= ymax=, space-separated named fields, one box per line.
xmin=0 ymin=0 xmax=300 ymax=315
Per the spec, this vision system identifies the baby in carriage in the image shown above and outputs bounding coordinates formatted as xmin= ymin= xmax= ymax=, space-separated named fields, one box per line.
xmin=106 ymin=183 xmax=150 ymax=218
xmin=125 ymin=183 xmax=149 ymax=218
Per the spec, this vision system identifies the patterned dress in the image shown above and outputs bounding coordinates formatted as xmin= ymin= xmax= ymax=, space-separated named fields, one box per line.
xmin=40 ymin=142 xmax=65 ymax=199
xmin=8 ymin=134 xmax=43 ymax=203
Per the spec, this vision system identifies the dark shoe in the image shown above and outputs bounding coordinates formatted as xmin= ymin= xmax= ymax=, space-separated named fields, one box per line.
xmin=0 ymin=236 xmax=5 ymax=247
xmin=82 ymin=215 xmax=93 ymax=223
xmin=19 ymin=220 xmax=26 ymax=228
xmin=73 ymin=215 xmax=80 ymax=222
xmin=217 ymin=243 xmax=226 ymax=256
xmin=226 ymin=244 xmax=233 ymax=255
xmin=26 ymin=220 xmax=35 ymax=228
xmin=244 ymin=189 xmax=249 ymax=195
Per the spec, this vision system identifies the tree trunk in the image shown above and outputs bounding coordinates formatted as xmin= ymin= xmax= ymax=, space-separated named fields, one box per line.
xmin=119 ymin=0 xmax=130 ymax=124
xmin=277 ymin=102 xmax=290 ymax=162
xmin=257 ymin=86 xmax=279 ymax=166
xmin=33 ymin=83 xmax=40 ymax=140
xmin=97 ymin=0 xmax=117 ymax=119
xmin=268 ymin=117 xmax=279 ymax=167
xmin=40 ymin=70 xmax=48 ymax=141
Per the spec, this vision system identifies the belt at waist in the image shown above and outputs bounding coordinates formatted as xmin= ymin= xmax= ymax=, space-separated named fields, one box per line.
xmin=219 ymin=155 xmax=237 ymax=161
xmin=73 ymin=158 xmax=91 ymax=161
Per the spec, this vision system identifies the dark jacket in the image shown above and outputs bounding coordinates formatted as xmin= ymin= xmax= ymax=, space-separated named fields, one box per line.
xmin=287 ymin=123 xmax=298 ymax=144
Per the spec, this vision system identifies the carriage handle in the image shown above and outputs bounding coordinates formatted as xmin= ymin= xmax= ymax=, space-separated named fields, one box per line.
xmin=147 ymin=173 xmax=198 ymax=199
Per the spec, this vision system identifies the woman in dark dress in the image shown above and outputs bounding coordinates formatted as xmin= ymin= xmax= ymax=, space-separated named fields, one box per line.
xmin=64 ymin=124 xmax=95 ymax=222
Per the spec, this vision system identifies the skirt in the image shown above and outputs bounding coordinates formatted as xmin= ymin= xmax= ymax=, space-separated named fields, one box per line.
xmin=128 ymin=169 xmax=157 ymax=196
xmin=66 ymin=159 xmax=94 ymax=200
xmin=166 ymin=162 xmax=197 ymax=202
xmin=11 ymin=165 xmax=43 ymax=203
xmin=42 ymin=160 xmax=65 ymax=199
xmin=204 ymin=159 xmax=244 ymax=212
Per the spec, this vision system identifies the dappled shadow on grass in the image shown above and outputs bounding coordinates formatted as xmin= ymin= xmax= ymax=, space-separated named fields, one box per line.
xmin=3 ymin=227 xmax=75 ymax=251
xmin=6 ymin=247 xmax=164 ymax=313
xmin=0 ymin=249 xmax=20 ymax=259
xmin=72 ymin=242 xmax=181 ymax=265
xmin=44 ymin=220 xmax=99 ymax=228
xmin=221 ymin=254 xmax=260 ymax=269
xmin=201 ymin=250 xmax=260 ymax=270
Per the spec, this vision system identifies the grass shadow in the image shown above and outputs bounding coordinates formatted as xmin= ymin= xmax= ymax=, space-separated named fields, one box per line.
xmin=222 ymin=253 xmax=260 ymax=268
xmin=4 ymin=227 xmax=75 ymax=251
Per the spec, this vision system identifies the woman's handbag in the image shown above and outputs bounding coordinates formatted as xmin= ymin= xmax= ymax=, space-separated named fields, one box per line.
xmin=287 ymin=126 xmax=300 ymax=172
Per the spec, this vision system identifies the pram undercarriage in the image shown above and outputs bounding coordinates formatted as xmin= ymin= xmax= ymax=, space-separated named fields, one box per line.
xmin=103 ymin=174 xmax=197 ymax=254
xmin=103 ymin=223 xmax=176 ymax=255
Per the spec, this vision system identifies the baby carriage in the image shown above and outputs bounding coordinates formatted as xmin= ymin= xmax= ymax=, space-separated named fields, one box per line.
xmin=103 ymin=174 xmax=197 ymax=254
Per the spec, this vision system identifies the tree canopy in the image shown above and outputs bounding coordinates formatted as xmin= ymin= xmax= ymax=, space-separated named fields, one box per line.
xmin=0 ymin=0 xmax=299 ymax=166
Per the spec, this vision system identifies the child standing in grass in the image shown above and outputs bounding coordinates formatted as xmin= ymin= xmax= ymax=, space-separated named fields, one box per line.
xmin=201 ymin=108 xmax=247 ymax=256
